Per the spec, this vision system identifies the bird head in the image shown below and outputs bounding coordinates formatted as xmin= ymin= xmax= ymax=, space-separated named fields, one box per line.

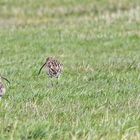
xmin=0 ymin=75 xmax=10 ymax=84
xmin=46 ymin=57 xmax=53 ymax=62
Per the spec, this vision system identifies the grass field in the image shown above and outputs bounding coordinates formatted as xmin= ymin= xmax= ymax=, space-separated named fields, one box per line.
xmin=0 ymin=0 xmax=140 ymax=139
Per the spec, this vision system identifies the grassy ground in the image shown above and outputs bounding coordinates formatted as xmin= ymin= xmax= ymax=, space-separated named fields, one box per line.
xmin=0 ymin=0 xmax=140 ymax=139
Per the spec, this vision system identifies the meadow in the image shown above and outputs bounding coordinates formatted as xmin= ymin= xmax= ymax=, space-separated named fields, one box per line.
xmin=0 ymin=0 xmax=140 ymax=139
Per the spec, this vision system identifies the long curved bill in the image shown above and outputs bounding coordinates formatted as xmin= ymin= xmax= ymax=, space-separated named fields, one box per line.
xmin=1 ymin=76 xmax=10 ymax=84
xmin=38 ymin=63 xmax=46 ymax=75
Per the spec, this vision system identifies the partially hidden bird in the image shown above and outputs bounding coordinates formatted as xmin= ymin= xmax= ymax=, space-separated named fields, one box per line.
xmin=0 ymin=76 xmax=10 ymax=99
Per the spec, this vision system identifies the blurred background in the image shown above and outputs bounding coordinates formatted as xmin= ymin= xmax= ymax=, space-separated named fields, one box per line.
xmin=0 ymin=0 xmax=139 ymax=27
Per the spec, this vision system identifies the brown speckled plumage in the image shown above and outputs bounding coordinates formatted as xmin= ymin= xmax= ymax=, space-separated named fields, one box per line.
xmin=38 ymin=57 xmax=63 ymax=78
xmin=0 ymin=81 xmax=6 ymax=97
xmin=0 ymin=76 xmax=10 ymax=98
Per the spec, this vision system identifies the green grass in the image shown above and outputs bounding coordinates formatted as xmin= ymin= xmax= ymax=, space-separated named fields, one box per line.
xmin=0 ymin=0 xmax=140 ymax=139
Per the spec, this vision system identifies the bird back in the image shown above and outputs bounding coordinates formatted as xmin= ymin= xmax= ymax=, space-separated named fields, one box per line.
xmin=47 ymin=58 xmax=63 ymax=78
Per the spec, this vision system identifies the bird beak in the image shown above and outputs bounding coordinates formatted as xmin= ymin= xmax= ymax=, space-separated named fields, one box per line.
xmin=1 ymin=76 xmax=10 ymax=84
xmin=38 ymin=63 xmax=46 ymax=75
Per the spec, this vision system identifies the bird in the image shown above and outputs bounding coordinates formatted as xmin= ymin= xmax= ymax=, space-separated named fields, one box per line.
xmin=38 ymin=57 xmax=63 ymax=85
xmin=0 ymin=76 xmax=10 ymax=99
